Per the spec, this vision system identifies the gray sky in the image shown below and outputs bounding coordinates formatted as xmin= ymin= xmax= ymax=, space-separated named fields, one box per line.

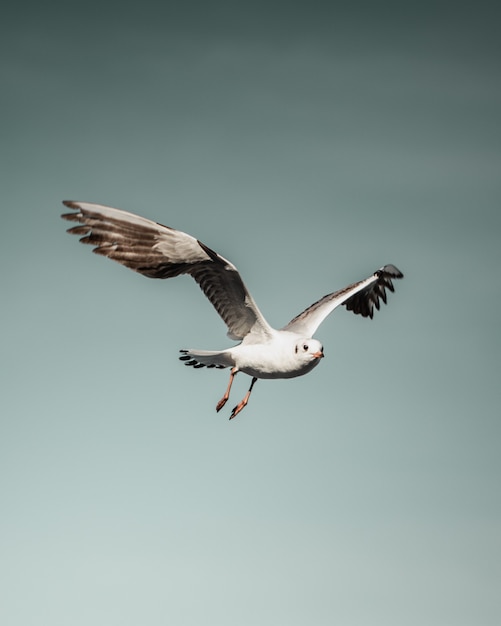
xmin=1 ymin=1 xmax=500 ymax=625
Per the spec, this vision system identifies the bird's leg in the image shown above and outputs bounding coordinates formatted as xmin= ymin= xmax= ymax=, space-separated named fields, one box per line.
xmin=216 ymin=367 xmax=238 ymax=412
xmin=229 ymin=377 xmax=258 ymax=420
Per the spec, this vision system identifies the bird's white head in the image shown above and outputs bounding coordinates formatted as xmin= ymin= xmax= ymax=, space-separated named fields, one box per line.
xmin=294 ymin=338 xmax=324 ymax=365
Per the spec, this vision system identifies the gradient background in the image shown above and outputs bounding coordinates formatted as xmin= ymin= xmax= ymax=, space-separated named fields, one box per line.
xmin=1 ymin=1 xmax=500 ymax=624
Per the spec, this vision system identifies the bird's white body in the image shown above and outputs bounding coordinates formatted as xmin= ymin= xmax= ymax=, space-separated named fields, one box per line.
xmin=218 ymin=332 xmax=324 ymax=380
xmin=62 ymin=200 xmax=403 ymax=419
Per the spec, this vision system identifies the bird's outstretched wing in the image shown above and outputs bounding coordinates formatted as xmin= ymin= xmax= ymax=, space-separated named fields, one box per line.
xmin=283 ymin=264 xmax=403 ymax=337
xmin=61 ymin=201 xmax=272 ymax=341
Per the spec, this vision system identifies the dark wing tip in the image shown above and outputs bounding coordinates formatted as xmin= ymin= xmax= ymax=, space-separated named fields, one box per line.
xmin=344 ymin=264 xmax=403 ymax=318
xmin=61 ymin=201 xmax=83 ymax=224
xmin=379 ymin=264 xmax=404 ymax=280
xmin=64 ymin=224 xmax=88 ymax=234
xmin=61 ymin=212 xmax=82 ymax=223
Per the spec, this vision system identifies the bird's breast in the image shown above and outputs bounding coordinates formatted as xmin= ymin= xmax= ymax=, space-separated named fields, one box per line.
xmin=232 ymin=343 xmax=321 ymax=380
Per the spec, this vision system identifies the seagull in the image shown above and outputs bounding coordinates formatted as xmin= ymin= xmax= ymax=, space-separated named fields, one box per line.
xmin=62 ymin=201 xmax=404 ymax=419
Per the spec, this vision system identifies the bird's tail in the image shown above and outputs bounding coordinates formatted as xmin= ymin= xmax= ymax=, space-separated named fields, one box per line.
xmin=179 ymin=349 xmax=234 ymax=369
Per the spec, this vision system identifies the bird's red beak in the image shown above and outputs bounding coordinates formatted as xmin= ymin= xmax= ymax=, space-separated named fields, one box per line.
xmin=312 ymin=351 xmax=324 ymax=359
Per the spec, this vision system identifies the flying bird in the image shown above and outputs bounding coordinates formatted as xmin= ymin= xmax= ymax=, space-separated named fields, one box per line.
xmin=62 ymin=201 xmax=403 ymax=419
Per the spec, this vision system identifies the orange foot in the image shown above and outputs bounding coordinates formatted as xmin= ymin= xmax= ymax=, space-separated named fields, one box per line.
xmin=229 ymin=400 xmax=247 ymax=420
xmin=216 ymin=396 xmax=228 ymax=412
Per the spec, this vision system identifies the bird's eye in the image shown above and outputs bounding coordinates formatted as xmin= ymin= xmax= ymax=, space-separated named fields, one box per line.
xmin=303 ymin=344 xmax=308 ymax=351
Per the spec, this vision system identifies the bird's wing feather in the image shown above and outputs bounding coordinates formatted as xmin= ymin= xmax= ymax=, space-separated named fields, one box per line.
xmin=62 ymin=201 xmax=273 ymax=341
xmin=283 ymin=265 xmax=403 ymax=337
